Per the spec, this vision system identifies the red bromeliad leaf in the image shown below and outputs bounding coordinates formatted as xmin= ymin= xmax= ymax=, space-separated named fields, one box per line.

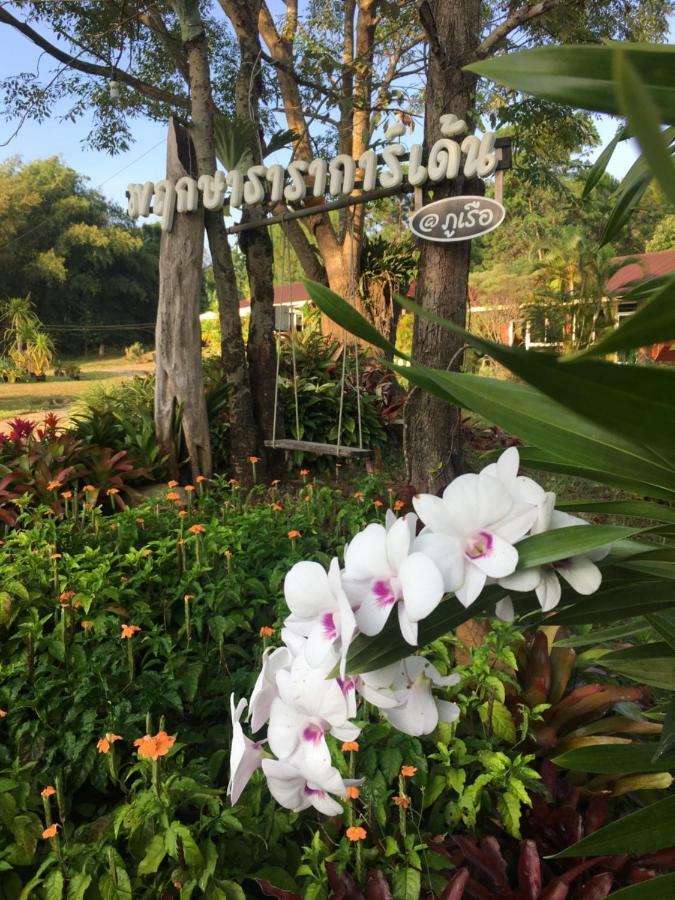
xmin=365 ymin=870 xmax=394 ymax=900
xmin=518 ymin=840 xmax=542 ymax=900
xmin=440 ymin=868 xmax=469 ymax=900
xmin=255 ymin=879 xmax=301 ymax=900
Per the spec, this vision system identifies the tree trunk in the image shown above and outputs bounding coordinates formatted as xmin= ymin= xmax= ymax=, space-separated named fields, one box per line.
xmin=221 ymin=0 xmax=279 ymax=446
xmin=404 ymin=0 xmax=481 ymax=494
xmin=181 ymin=17 xmax=261 ymax=482
xmin=155 ymin=118 xmax=211 ymax=481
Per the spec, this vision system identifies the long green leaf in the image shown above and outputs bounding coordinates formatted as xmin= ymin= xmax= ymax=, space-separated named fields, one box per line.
xmin=515 ymin=525 xmax=642 ymax=569
xmin=583 ymin=125 xmax=627 ymax=198
xmin=653 ymin=696 xmax=675 ymax=761
xmin=553 ymin=795 xmax=675 ymax=857
xmin=556 ymin=500 xmax=675 ymax=525
xmin=608 ymin=876 xmax=675 ymax=899
xmin=465 ymin=44 xmax=675 ymax=122
xmin=616 ymin=51 xmax=675 ymax=204
xmin=575 ymin=275 xmax=675 ymax=359
xmin=546 ymin=581 xmax=675 ymax=625
xmin=600 ymin=644 xmax=675 ymax=690
xmin=397 ymin=294 xmax=675 ymax=476
xmin=553 ymin=743 xmax=675 ymax=775
xmin=554 ymin=621 xmax=646 ymax=647
xmin=599 ymin=173 xmax=651 ymax=247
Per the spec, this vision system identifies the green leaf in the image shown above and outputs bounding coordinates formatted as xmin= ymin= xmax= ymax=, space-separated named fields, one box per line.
xmin=653 ymin=697 xmax=675 ymax=761
xmin=515 ymin=525 xmax=640 ymax=569
xmin=379 ymin=747 xmax=403 ymax=782
xmin=556 ymin=499 xmax=675 ymax=525
xmin=213 ymin=115 xmax=256 ymax=173
xmin=391 ymin=866 xmax=421 ymax=900
xmin=547 ymin=581 xmax=675 ymax=625
xmin=616 ymin=51 xmax=675 ymax=205
xmin=137 ymin=834 xmax=166 ymax=876
xmin=554 ymin=795 xmax=675 ymax=857
xmin=599 ymin=173 xmax=651 ymax=247
xmin=578 ymin=274 xmax=675 ymax=359
xmin=646 ymin=611 xmax=675 ymax=648
xmin=583 ymin=125 xmax=627 ymax=197
xmin=479 ymin=700 xmax=516 ymax=743
xmin=465 ymin=43 xmax=675 ymax=122
xmin=554 ymin=621 xmax=645 ymax=647
xmin=423 ymin=774 xmax=447 ymax=809
xmin=600 ymin=645 xmax=675 ymax=690
xmin=553 ymin=743 xmax=675 ymax=775
xmin=218 ymin=881 xmax=246 ymax=900
xmin=608 ymin=875 xmax=675 ymax=899
xmin=44 ymin=870 xmax=64 ymax=900
xmin=66 ymin=873 xmax=92 ymax=900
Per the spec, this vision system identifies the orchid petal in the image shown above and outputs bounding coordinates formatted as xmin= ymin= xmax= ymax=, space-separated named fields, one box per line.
xmin=398 ymin=551 xmax=445 ymax=623
xmin=556 ymin=556 xmax=602 ymax=595
xmin=284 ymin=561 xmax=334 ymax=618
xmin=536 ymin=569 xmax=562 ymax=612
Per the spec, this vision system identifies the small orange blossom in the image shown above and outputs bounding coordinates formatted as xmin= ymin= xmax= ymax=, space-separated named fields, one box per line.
xmin=42 ymin=824 xmax=60 ymax=839
xmin=259 ymin=626 xmax=275 ymax=637
xmin=346 ymin=786 xmax=360 ymax=799
xmin=121 ymin=624 xmax=141 ymax=640
xmin=342 ymin=741 xmax=359 ymax=752
xmin=401 ymin=765 xmax=417 ymax=777
xmin=41 ymin=785 xmax=56 ymax=798
xmin=346 ymin=826 xmax=367 ymax=842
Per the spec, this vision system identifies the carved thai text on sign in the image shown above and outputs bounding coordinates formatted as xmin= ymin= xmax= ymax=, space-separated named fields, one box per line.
xmin=126 ymin=115 xmax=498 ymax=232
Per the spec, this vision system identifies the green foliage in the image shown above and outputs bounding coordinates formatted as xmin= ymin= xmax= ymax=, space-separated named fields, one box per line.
xmin=0 ymin=158 xmax=159 ymax=352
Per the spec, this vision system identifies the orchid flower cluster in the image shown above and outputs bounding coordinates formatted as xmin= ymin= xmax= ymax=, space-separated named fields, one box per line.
xmin=228 ymin=448 xmax=606 ymax=814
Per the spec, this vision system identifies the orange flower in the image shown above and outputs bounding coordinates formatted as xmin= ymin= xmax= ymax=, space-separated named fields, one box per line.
xmin=81 ymin=620 xmax=94 ymax=630
xmin=51 ymin=552 xmax=62 ymax=560
xmin=167 ymin=480 xmax=179 ymax=488
xmin=47 ymin=480 xmax=60 ymax=491
xmin=374 ymin=499 xmax=384 ymax=508
xmin=184 ymin=593 xmax=195 ymax=602
xmin=342 ymin=741 xmax=359 ymax=752
xmin=393 ymin=499 xmax=405 ymax=511
xmin=121 ymin=624 xmax=141 ymax=640
xmin=353 ymin=491 xmax=365 ymax=499
xmin=61 ymin=490 xmax=73 ymax=500
xmin=184 ymin=485 xmax=195 ymax=492
xmin=304 ymin=494 xmax=311 ymax=502
xmin=166 ymin=491 xmax=181 ymax=502
xmin=393 ymin=795 xmax=410 ymax=808
xmin=248 ymin=456 xmax=261 ymax=464
xmin=228 ymin=478 xmax=240 ymax=486
xmin=0 ymin=709 xmax=6 ymax=718
xmin=142 ymin=549 xmax=152 ymax=557
xmin=299 ymin=468 xmax=309 ymax=476
xmin=177 ymin=509 xmax=186 ymax=518
xmin=259 ymin=626 xmax=275 ymax=637
xmin=97 ymin=732 xmax=123 ymax=754
xmin=346 ymin=786 xmax=360 ymax=799
xmin=42 ymin=823 xmax=60 ymax=839
xmin=189 ymin=523 xmax=205 ymax=534
xmin=59 ymin=590 xmax=75 ymax=603
xmin=288 ymin=530 xmax=302 ymax=540
xmin=135 ymin=517 xmax=145 ymax=524
xmin=134 ymin=730 xmax=176 ymax=760
xmin=271 ymin=479 xmax=281 ymax=486
xmin=401 ymin=765 xmax=417 ymax=777
xmin=196 ymin=475 xmax=207 ymax=483
xmin=224 ymin=549 xmax=233 ymax=558
xmin=106 ymin=487 xmax=119 ymax=496
xmin=83 ymin=484 xmax=96 ymax=493
xmin=270 ymin=502 xmax=283 ymax=511
xmin=346 ymin=826 xmax=367 ymax=842
xmin=41 ymin=785 xmax=56 ymax=798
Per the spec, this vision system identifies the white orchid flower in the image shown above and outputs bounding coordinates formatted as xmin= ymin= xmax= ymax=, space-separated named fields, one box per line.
xmin=342 ymin=514 xmax=445 ymax=645
xmin=499 ymin=493 xmax=607 ymax=611
xmin=414 ymin=467 xmax=538 ymax=607
xmin=284 ymin=558 xmax=356 ymax=675
xmin=262 ymin=752 xmax=349 ymax=815
xmin=248 ymin=645 xmax=294 ymax=733
xmin=228 ymin=695 xmax=266 ymax=804
xmin=360 ymin=657 xmax=460 ymax=736
xmin=267 ymin=655 xmax=359 ymax=767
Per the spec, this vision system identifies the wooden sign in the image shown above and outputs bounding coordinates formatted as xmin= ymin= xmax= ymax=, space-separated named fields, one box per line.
xmin=410 ymin=196 xmax=505 ymax=243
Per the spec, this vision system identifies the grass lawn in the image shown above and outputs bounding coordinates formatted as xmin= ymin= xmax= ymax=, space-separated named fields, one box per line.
xmin=0 ymin=354 xmax=154 ymax=423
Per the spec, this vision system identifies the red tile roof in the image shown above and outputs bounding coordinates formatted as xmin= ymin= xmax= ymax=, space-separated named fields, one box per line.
xmin=239 ymin=282 xmax=310 ymax=309
xmin=605 ymin=250 xmax=675 ymax=295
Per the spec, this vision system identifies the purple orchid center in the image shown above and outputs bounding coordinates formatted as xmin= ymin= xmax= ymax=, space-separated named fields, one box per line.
xmin=304 ymin=786 xmax=326 ymax=798
xmin=552 ymin=558 xmax=571 ymax=571
xmin=337 ymin=675 xmax=356 ymax=696
xmin=322 ymin=612 xmax=337 ymax=640
xmin=465 ymin=531 xmax=494 ymax=560
xmin=373 ymin=579 xmax=397 ymax=608
xmin=302 ymin=724 xmax=324 ymax=744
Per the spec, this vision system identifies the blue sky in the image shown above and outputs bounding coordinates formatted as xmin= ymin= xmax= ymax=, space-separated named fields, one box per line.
xmin=0 ymin=7 xmax=672 ymax=211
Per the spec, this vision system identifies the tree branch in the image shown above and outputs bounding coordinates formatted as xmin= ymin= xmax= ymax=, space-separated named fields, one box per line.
xmin=473 ymin=0 xmax=562 ymax=60
xmin=0 ymin=6 xmax=190 ymax=109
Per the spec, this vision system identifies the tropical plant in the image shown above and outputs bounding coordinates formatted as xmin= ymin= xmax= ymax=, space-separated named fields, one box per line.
xmin=306 ymin=39 xmax=675 ymax=877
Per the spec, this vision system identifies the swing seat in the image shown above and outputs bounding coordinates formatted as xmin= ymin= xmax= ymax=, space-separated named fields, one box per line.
xmin=264 ymin=439 xmax=372 ymax=458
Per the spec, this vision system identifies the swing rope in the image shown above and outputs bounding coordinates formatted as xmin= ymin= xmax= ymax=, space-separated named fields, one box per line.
xmin=267 ymin=211 xmax=369 ymax=459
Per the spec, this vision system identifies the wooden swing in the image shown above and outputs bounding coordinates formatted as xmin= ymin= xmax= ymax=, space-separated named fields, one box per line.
xmin=264 ymin=223 xmax=372 ymax=459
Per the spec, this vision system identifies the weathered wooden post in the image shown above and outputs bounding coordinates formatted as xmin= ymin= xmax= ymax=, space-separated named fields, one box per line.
xmin=155 ymin=117 xmax=212 ymax=480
